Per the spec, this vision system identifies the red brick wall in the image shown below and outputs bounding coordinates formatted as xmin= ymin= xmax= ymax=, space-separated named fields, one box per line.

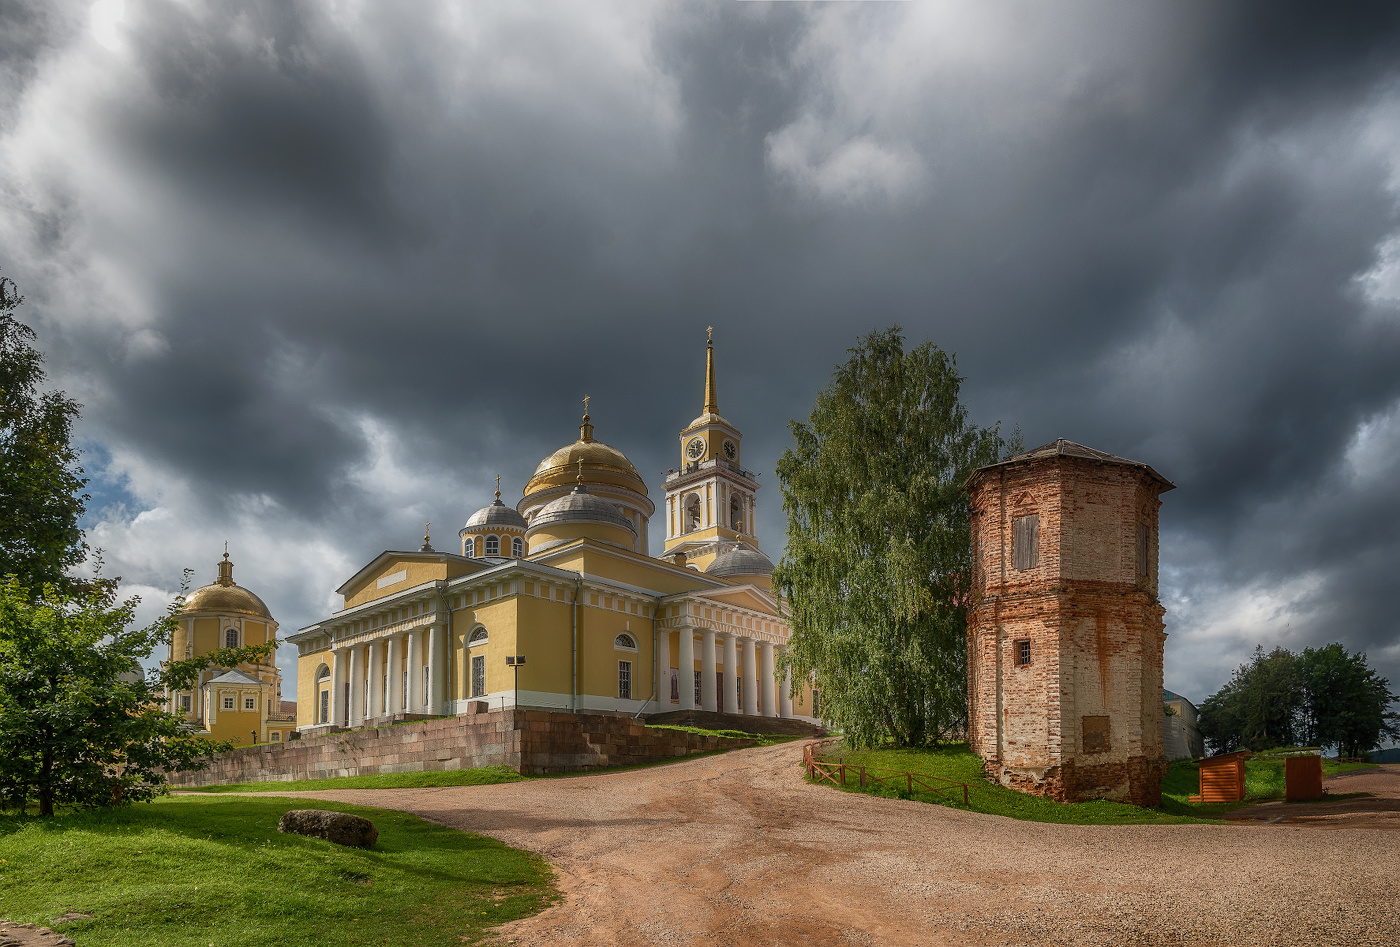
xmin=166 ymin=710 xmax=755 ymax=787
xmin=967 ymin=454 xmax=1169 ymax=806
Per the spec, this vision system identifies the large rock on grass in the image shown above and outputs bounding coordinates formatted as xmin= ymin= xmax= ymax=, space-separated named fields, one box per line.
xmin=277 ymin=809 xmax=378 ymax=848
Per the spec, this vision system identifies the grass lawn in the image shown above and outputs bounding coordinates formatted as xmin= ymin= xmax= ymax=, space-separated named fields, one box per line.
xmin=183 ymin=765 xmax=527 ymax=793
xmin=0 ymin=795 xmax=555 ymax=947
xmin=815 ymin=742 xmax=1379 ymax=825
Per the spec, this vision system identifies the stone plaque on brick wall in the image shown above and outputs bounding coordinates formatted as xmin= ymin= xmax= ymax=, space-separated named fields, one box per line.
xmin=1082 ymin=715 xmax=1111 ymax=754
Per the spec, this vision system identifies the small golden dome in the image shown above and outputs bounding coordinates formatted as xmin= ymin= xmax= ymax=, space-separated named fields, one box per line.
xmin=182 ymin=552 xmax=273 ymax=619
xmin=523 ymin=413 xmax=648 ymax=499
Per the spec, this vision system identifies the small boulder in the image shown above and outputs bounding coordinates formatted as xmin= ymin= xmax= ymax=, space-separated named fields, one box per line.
xmin=277 ymin=809 xmax=378 ymax=848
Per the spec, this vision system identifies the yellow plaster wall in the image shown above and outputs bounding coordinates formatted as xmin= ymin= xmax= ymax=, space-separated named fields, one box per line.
xmin=297 ymin=647 xmax=332 ymax=727
xmin=576 ymin=606 xmax=653 ymax=700
xmin=541 ymin=546 xmax=714 ymax=597
xmin=527 ymin=521 xmax=635 ymax=554
xmin=451 ymin=598 xmax=519 ymax=701
xmin=208 ymin=706 xmax=263 ymax=746
xmin=513 ymin=594 xmax=575 ymax=700
xmin=343 ymin=558 xmax=475 ymax=609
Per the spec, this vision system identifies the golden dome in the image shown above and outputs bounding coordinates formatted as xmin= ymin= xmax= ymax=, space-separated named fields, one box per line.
xmin=523 ymin=414 xmax=649 ymax=499
xmin=182 ymin=552 xmax=273 ymax=619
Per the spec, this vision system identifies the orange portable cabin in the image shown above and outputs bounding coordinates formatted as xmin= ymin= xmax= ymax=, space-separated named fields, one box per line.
xmin=1284 ymin=753 xmax=1323 ymax=802
xmin=1190 ymin=750 xmax=1250 ymax=803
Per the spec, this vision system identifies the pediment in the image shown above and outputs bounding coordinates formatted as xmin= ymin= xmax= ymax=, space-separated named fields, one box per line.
xmin=692 ymin=585 xmax=779 ymax=616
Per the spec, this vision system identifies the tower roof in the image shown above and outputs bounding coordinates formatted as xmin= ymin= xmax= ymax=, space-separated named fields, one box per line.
xmin=970 ymin=438 xmax=1173 ymax=490
xmin=684 ymin=329 xmax=736 ymax=431
xmin=183 ymin=551 xmax=274 ymax=619
xmin=705 ymin=543 xmax=774 ymax=579
xmin=523 ymin=406 xmax=649 ymax=499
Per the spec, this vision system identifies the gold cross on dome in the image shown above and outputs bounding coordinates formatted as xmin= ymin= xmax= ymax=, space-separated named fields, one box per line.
xmin=424 ymin=522 xmax=431 ymax=544
xmin=583 ymin=394 xmax=590 ymax=416
xmin=495 ymin=474 xmax=501 ymax=500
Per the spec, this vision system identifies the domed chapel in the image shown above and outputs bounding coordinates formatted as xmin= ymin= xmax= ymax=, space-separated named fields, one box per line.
xmin=288 ymin=334 xmax=817 ymax=729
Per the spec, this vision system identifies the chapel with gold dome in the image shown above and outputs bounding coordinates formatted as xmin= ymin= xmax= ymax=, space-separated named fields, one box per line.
xmin=164 ymin=550 xmax=296 ymax=745
xmin=288 ymin=333 xmax=814 ymax=730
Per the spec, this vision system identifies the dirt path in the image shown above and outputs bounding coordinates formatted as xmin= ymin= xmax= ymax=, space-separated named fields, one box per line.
xmin=1229 ymin=763 xmax=1400 ymax=823
xmin=281 ymin=744 xmax=1399 ymax=946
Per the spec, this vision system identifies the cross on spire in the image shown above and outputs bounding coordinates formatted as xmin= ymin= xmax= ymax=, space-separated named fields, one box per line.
xmin=495 ymin=474 xmax=501 ymax=501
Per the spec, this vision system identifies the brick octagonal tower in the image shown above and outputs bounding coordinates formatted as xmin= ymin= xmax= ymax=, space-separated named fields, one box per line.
xmin=966 ymin=440 xmax=1173 ymax=806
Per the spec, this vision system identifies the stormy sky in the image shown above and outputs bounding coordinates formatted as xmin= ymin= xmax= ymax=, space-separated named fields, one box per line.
xmin=3 ymin=1 xmax=1399 ymax=708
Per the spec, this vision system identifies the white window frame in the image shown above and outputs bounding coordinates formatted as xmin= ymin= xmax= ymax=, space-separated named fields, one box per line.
xmin=471 ymin=654 xmax=486 ymax=698
xmin=244 ymin=697 xmax=256 ymax=711
xmin=614 ymin=633 xmax=638 ymax=652
xmin=223 ymin=696 xmax=235 ymax=711
xmin=485 ymin=535 xmax=500 ymax=556
xmin=225 ymin=628 xmax=239 ymax=648
xmin=512 ymin=536 xmax=524 ymax=557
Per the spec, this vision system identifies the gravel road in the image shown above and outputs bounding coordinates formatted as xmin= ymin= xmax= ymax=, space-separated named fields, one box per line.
xmin=283 ymin=745 xmax=1400 ymax=946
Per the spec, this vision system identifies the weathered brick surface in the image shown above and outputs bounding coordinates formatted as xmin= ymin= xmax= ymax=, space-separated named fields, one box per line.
xmin=167 ymin=710 xmax=755 ymax=786
xmin=967 ymin=450 xmax=1171 ymax=806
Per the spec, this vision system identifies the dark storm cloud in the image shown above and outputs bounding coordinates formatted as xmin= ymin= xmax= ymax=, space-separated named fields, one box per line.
xmin=4 ymin=1 xmax=1400 ymax=701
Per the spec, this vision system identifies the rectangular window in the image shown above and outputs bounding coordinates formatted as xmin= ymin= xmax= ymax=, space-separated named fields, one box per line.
xmin=403 ymin=669 xmax=408 ymax=710
xmin=694 ymin=670 xmax=702 ymax=706
xmin=716 ymin=672 xmax=724 ymax=707
xmin=271 ymin=731 xmax=281 ymax=742
xmin=1137 ymin=523 xmax=1149 ymax=577
xmin=223 ymin=696 xmax=235 ymax=710
xmin=245 ymin=697 xmax=255 ymax=711
xmin=1083 ymin=716 xmax=1111 ymax=754
xmin=180 ymin=695 xmax=191 ymax=712
xmin=423 ymin=666 xmax=429 ymax=706
xmin=320 ymin=689 xmax=329 ymax=723
xmin=1015 ymin=639 xmax=1032 ymax=666
xmin=618 ymin=661 xmax=632 ymax=700
xmin=1013 ymin=514 xmax=1040 ymax=571
xmin=471 ymin=655 xmax=486 ymax=698
xmin=670 ymin=669 xmax=679 ymax=702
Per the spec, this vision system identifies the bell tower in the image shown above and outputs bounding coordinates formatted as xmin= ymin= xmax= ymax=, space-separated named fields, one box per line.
xmin=661 ymin=330 xmax=760 ymax=571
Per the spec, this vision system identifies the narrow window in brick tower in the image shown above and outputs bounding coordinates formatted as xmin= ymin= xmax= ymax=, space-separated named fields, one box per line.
xmin=471 ymin=655 xmax=485 ymax=698
xmin=1013 ymin=514 xmax=1039 ymax=571
xmin=1137 ymin=523 xmax=1149 ymax=577
xmin=1015 ymin=639 xmax=1032 ymax=666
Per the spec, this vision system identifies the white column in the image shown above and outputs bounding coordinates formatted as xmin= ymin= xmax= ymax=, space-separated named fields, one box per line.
xmin=722 ymin=634 xmax=739 ymax=714
xmin=678 ymin=627 xmax=696 ymax=711
xmin=700 ymin=629 xmax=717 ymax=713
xmin=367 ymin=640 xmax=383 ymax=724
xmin=387 ymin=635 xmax=402 ymax=715
xmin=407 ymin=629 xmax=423 ymax=712
xmin=760 ymin=641 xmax=776 ymax=717
xmin=779 ymin=658 xmax=794 ymax=719
xmin=656 ymin=630 xmax=673 ymax=706
xmin=742 ymin=637 xmax=758 ymax=716
xmin=330 ymin=651 xmax=346 ymax=726
xmin=428 ymin=622 xmax=446 ymax=715
xmin=348 ymin=645 xmax=364 ymax=727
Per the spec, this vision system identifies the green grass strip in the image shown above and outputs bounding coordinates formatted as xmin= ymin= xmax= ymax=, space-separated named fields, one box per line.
xmin=181 ymin=765 xmax=527 ymax=793
xmin=0 ymin=795 xmax=554 ymax=946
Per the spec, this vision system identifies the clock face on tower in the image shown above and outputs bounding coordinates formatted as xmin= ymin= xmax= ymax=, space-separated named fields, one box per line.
xmin=722 ymin=439 xmax=737 ymax=461
xmin=686 ymin=437 xmax=705 ymax=460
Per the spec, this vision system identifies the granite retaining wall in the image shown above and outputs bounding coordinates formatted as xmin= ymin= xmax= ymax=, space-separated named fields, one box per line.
xmin=167 ymin=709 xmax=755 ymax=786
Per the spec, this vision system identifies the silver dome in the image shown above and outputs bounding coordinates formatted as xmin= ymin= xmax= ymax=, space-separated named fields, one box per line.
xmin=527 ymin=486 xmax=637 ymax=535
xmin=464 ymin=499 xmax=528 ymax=532
xmin=706 ymin=544 xmax=774 ymax=578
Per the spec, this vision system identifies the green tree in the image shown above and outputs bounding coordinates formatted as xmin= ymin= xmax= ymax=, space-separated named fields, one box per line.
xmin=0 ymin=571 xmax=276 ymax=816
xmin=1198 ymin=645 xmax=1302 ymax=754
xmin=773 ymin=327 xmax=1014 ymax=748
xmin=0 ymin=273 xmax=88 ymax=592
xmin=1296 ymin=643 xmax=1399 ymax=758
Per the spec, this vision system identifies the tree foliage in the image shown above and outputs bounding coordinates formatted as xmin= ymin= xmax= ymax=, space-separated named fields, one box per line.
xmin=1198 ymin=643 xmax=1399 ymax=757
xmin=0 ymin=273 xmax=88 ymax=593
xmin=773 ymin=327 xmax=1015 ymax=748
xmin=0 ymin=572 xmax=276 ymax=816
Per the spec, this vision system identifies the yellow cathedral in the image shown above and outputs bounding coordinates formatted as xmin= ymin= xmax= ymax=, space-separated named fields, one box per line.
xmin=288 ymin=335 xmax=816 ymax=730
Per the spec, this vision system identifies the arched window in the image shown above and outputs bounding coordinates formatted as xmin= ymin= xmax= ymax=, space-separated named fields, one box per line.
xmin=614 ymin=633 xmax=637 ymax=651
xmin=512 ymin=537 xmax=524 ymax=557
xmin=730 ymin=495 xmax=744 ymax=533
xmin=316 ymin=664 xmax=330 ymax=681
xmin=485 ymin=535 xmax=500 ymax=556
xmin=684 ymin=494 xmax=701 ymax=533
xmin=225 ymin=628 xmax=238 ymax=648
xmin=469 ymin=627 xmax=489 ymax=647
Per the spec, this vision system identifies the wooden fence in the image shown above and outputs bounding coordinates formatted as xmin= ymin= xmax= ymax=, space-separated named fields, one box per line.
xmin=802 ymin=739 xmax=969 ymax=807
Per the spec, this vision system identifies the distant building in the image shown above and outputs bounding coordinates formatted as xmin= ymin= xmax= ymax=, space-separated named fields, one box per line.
xmin=163 ymin=552 xmax=296 ymax=745
xmin=1163 ymin=688 xmax=1204 ymax=760
xmin=966 ymin=439 xmax=1173 ymax=807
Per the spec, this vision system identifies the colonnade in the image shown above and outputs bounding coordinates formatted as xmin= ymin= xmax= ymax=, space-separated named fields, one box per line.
xmin=329 ymin=622 xmax=448 ymax=728
xmin=656 ymin=627 xmax=797 ymax=719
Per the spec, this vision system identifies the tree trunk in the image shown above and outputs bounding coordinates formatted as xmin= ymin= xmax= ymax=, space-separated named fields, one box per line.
xmin=39 ymin=744 xmax=54 ymax=817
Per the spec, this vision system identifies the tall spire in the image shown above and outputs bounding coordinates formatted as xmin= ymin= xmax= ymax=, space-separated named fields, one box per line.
xmin=579 ymin=394 xmax=594 ymax=442
xmin=704 ymin=327 xmax=717 ymax=415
